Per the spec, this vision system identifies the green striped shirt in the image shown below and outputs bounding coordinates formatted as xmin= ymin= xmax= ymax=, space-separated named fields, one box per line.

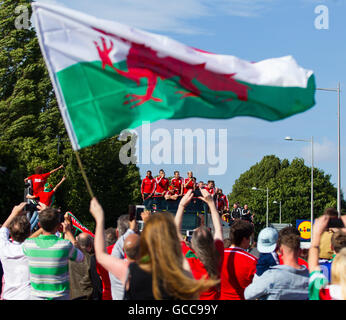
xmin=22 ymin=234 xmax=84 ymax=299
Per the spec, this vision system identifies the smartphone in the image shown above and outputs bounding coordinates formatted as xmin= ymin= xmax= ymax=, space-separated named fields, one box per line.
xmin=327 ymin=218 xmax=344 ymax=228
xmin=186 ymin=230 xmax=194 ymax=243
xmin=135 ymin=205 xmax=145 ymax=221
xmin=58 ymin=212 xmax=65 ymax=223
xmin=186 ymin=230 xmax=194 ymax=237
xmin=128 ymin=204 xmax=136 ymax=221
xmin=193 ymin=189 xmax=202 ymax=197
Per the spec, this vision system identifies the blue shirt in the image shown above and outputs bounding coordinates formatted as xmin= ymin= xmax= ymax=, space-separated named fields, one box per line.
xmin=256 ymin=252 xmax=279 ymax=276
xmin=245 ymin=264 xmax=309 ymax=300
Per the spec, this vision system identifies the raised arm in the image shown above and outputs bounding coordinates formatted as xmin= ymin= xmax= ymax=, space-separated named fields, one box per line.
xmin=89 ymin=197 xmax=129 ymax=285
xmin=175 ymin=190 xmax=194 ymax=241
xmin=308 ymin=215 xmax=330 ymax=273
xmin=2 ymin=202 xmax=27 ymax=228
xmin=199 ymin=189 xmax=223 ymax=241
xmin=62 ymin=213 xmax=79 ymax=248
xmin=53 ymin=176 xmax=66 ymax=192
xmin=50 ymin=164 xmax=64 ymax=174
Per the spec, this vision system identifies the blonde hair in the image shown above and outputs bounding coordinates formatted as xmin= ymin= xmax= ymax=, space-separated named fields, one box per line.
xmin=331 ymin=247 xmax=346 ymax=300
xmin=138 ymin=212 xmax=219 ymax=300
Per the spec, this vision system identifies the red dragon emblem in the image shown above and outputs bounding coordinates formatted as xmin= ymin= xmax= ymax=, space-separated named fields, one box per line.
xmin=93 ymin=27 xmax=249 ymax=109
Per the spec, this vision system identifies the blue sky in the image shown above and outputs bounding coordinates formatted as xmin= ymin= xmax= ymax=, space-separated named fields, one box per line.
xmin=36 ymin=0 xmax=346 ymax=204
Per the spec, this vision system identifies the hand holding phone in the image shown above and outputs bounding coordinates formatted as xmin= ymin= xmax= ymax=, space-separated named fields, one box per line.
xmin=327 ymin=217 xmax=345 ymax=228
xmin=128 ymin=204 xmax=136 ymax=221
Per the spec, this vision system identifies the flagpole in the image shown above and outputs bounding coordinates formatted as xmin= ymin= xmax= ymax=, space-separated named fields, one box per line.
xmin=74 ymin=151 xmax=95 ymax=199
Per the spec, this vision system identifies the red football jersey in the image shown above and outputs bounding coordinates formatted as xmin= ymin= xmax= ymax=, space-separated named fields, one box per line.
xmin=27 ymin=172 xmax=51 ymax=194
xmin=181 ymin=240 xmax=224 ymax=300
xmin=278 ymin=255 xmax=309 ymax=269
xmin=170 ymin=177 xmax=183 ymax=195
xmin=220 ymin=247 xmax=257 ymax=300
xmin=155 ymin=177 xmax=169 ymax=194
xmin=141 ymin=177 xmax=157 ymax=194
xmin=217 ymin=194 xmax=229 ymax=211
xmin=183 ymin=178 xmax=195 ymax=194
xmin=35 ymin=190 xmax=55 ymax=207
xmin=96 ymin=244 xmax=115 ymax=300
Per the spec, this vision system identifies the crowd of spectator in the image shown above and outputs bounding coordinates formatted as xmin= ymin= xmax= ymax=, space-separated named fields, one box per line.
xmin=0 ymin=165 xmax=346 ymax=301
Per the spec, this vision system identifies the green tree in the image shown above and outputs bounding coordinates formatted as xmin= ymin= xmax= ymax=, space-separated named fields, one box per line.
xmin=0 ymin=0 xmax=142 ymax=228
xmin=229 ymin=155 xmax=343 ymax=233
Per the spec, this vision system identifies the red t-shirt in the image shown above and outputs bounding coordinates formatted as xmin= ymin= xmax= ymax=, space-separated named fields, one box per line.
xmin=170 ymin=177 xmax=183 ymax=195
xmin=27 ymin=172 xmax=51 ymax=194
xmin=183 ymin=178 xmax=195 ymax=194
xmin=155 ymin=177 xmax=169 ymax=195
xmin=278 ymin=254 xmax=309 ymax=269
xmin=96 ymin=243 xmax=115 ymax=300
xmin=181 ymin=240 xmax=224 ymax=300
xmin=35 ymin=190 xmax=55 ymax=207
xmin=141 ymin=177 xmax=157 ymax=194
xmin=220 ymin=247 xmax=258 ymax=300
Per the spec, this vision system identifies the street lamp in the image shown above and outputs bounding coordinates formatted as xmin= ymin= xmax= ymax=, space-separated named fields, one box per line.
xmin=317 ymin=84 xmax=341 ymax=216
xmin=252 ymin=186 xmax=269 ymax=227
xmin=285 ymin=136 xmax=314 ymax=237
xmin=273 ymin=200 xmax=282 ymax=224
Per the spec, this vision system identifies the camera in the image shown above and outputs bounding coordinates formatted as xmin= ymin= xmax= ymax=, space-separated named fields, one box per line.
xmin=186 ymin=230 xmax=194 ymax=242
xmin=135 ymin=205 xmax=145 ymax=221
xmin=58 ymin=211 xmax=66 ymax=223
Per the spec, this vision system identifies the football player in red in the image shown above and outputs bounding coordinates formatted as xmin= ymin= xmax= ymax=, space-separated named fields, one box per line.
xmin=141 ymin=170 xmax=157 ymax=210
xmin=170 ymin=171 xmax=184 ymax=196
xmin=24 ymin=164 xmax=64 ymax=195
xmin=183 ymin=171 xmax=195 ymax=194
xmin=154 ymin=169 xmax=169 ymax=210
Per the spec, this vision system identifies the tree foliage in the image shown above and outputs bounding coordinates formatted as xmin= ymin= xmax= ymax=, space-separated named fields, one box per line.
xmin=228 ymin=155 xmax=344 ymax=231
xmin=0 ymin=0 xmax=141 ymax=228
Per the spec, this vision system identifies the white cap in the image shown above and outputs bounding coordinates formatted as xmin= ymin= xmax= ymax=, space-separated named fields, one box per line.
xmin=257 ymin=227 xmax=278 ymax=253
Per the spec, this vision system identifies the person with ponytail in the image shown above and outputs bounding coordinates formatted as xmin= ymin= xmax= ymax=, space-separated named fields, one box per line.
xmin=175 ymin=189 xmax=224 ymax=300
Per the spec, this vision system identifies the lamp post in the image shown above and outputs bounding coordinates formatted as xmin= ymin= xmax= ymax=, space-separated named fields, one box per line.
xmin=317 ymin=84 xmax=341 ymax=216
xmin=273 ymin=200 xmax=282 ymax=224
xmin=252 ymin=186 xmax=269 ymax=227
xmin=285 ymin=136 xmax=314 ymax=237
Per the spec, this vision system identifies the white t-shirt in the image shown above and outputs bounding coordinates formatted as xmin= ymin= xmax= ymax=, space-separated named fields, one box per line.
xmin=0 ymin=227 xmax=31 ymax=300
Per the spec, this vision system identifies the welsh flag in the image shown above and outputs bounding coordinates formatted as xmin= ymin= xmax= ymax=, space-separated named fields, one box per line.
xmin=32 ymin=3 xmax=316 ymax=150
